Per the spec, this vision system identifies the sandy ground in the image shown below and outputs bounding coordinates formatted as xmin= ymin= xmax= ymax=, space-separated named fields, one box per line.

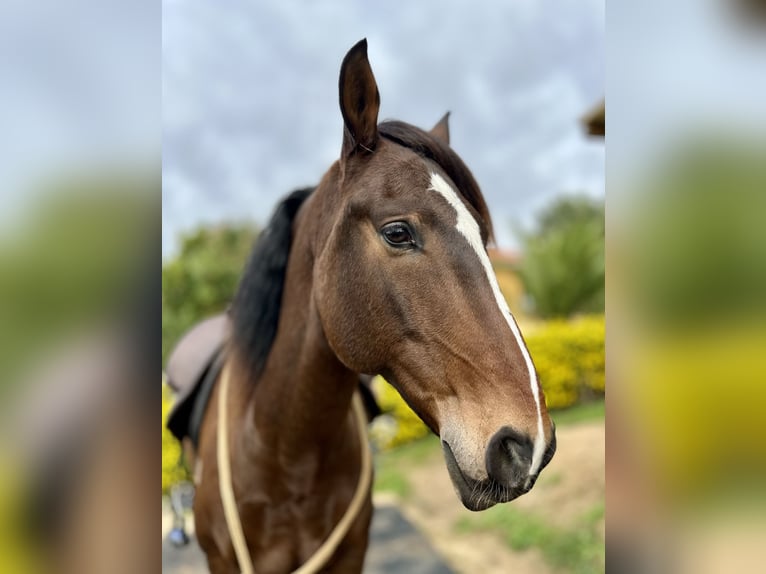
xmin=377 ymin=421 xmax=605 ymax=574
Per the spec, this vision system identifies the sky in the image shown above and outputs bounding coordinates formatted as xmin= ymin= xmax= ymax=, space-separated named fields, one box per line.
xmin=3 ymin=2 xmax=764 ymax=259
xmin=0 ymin=0 xmax=159 ymax=240
xmin=608 ymin=0 xmax=766 ymax=188
xmin=161 ymin=0 xmax=605 ymax=256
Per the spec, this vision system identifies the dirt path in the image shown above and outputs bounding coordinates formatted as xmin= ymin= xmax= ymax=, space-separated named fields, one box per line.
xmin=376 ymin=421 xmax=605 ymax=574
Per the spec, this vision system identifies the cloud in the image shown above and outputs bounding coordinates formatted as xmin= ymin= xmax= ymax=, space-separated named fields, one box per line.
xmin=167 ymin=0 xmax=605 ymax=255
xmin=0 ymin=2 xmax=156 ymax=220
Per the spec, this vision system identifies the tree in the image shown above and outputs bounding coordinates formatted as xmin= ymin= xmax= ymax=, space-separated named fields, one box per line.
xmin=517 ymin=195 xmax=604 ymax=318
xmin=162 ymin=224 xmax=258 ymax=365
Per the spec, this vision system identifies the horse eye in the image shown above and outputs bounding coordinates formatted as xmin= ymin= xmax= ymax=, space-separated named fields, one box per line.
xmin=381 ymin=222 xmax=414 ymax=247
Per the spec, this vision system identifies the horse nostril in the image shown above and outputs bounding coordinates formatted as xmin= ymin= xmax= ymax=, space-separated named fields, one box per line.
xmin=485 ymin=426 xmax=534 ymax=488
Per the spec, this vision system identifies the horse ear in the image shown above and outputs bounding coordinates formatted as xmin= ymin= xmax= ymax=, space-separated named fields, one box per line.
xmin=429 ymin=111 xmax=451 ymax=145
xmin=339 ymin=39 xmax=380 ymax=157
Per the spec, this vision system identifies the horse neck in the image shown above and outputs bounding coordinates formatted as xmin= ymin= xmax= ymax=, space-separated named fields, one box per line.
xmin=241 ymin=186 xmax=359 ymax=463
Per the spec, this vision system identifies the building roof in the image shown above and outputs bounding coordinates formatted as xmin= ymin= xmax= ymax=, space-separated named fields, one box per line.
xmin=581 ymin=99 xmax=605 ymax=137
xmin=487 ymin=247 xmax=521 ymax=267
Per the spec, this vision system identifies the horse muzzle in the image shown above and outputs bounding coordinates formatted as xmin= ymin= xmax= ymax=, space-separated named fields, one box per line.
xmin=441 ymin=426 xmax=556 ymax=511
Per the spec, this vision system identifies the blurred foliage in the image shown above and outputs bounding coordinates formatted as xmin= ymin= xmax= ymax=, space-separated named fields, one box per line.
xmin=630 ymin=325 xmax=766 ymax=504
xmin=622 ymin=138 xmax=766 ymax=329
xmin=611 ymin=135 xmax=766 ymax=574
xmin=0 ymin=173 xmax=155 ymax=397
xmin=0 ymin=449 xmax=40 ymax=574
xmin=526 ymin=315 xmax=605 ymax=410
xmin=162 ymin=224 xmax=257 ymax=492
xmin=373 ymin=315 xmax=605 ymax=448
xmin=516 ymin=195 xmax=604 ymax=318
xmin=372 ymin=377 xmax=432 ymax=449
xmin=550 ymin=399 xmax=605 ymax=427
xmin=162 ymin=224 xmax=258 ymax=366
xmin=162 ymin=383 xmax=190 ymax=493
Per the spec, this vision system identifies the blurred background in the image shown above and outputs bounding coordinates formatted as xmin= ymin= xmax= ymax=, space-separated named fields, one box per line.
xmin=0 ymin=2 xmax=158 ymax=574
xmin=162 ymin=2 xmax=604 ymax=573
xmin=608 ymin=1 xmax=766 ymax=572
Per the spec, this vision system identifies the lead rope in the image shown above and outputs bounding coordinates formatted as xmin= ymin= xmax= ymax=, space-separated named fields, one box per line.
xmin=216 ymin=363 xmax=373 ymax=574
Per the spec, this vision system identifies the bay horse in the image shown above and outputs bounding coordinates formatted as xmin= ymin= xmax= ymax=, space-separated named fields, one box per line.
xmin=191 ymin=39 xmax=556 ymax=573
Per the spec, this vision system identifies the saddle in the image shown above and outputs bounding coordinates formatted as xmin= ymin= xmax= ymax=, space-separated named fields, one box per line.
xmin=165 ymin=313 xmax=381 ymax=447
xmin=166 ymin=313 xmax=229 ymax=446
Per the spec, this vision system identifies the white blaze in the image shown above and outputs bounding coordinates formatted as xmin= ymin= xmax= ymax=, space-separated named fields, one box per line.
xmin=428 ymin=172 xmax=547 ymax=476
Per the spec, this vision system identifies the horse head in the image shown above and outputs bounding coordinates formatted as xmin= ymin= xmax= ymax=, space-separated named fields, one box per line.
xmin=313 ymin=39 xmax=556 ymax=511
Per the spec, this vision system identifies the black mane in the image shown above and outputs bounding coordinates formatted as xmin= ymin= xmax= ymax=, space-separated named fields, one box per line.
xmin=379 ymin=120 xmax=494 ymax=242
xmin=230 ymin=187 xmax=313 ymax=380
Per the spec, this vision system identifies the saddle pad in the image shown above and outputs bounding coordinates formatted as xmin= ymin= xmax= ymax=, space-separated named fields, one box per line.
xmin=166 ymin=314 xmax=228 ymax=395
xmin=167 ymin=349 xmax=225 ymax=446
xmin=165 ymin=313 xmax=229 ymax=445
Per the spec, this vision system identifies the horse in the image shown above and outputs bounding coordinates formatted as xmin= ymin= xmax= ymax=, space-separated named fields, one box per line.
xmin=189 ymin=39 xmax=556 ymax=573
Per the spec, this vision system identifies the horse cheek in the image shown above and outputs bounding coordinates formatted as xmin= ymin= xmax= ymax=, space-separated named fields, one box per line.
xmin=314 ymin=241 xmax=386 ymax=373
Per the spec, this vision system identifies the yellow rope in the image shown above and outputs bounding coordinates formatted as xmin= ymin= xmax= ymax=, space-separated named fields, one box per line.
xmin=216 ymin=363 xmax=372 ymax=574
xmin=216 ymin=363 xmax=254 ymax=574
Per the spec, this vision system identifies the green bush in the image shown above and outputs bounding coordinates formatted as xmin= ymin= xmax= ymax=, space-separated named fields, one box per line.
xmin=372 ymin=315 xmax=605 ymax=447
xmin=517 ymin=196 xmax=605 ymax=319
